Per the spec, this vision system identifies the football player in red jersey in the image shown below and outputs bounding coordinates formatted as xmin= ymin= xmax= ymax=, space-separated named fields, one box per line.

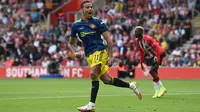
xmin=134 ymin=26 xmax=167 ymax=98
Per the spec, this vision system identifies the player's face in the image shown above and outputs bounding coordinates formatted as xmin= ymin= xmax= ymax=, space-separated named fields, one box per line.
xmin=82 ymin=3 xmax=93 ymax=18
xmin=135 ymin=29 xmax=143 ymax=41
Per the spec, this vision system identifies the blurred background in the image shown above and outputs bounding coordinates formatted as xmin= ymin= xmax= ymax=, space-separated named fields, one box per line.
xmin=1 ymin=1 xmax=200 ymax=111
xmin=0 ymin=0 xmax=200 ymax=78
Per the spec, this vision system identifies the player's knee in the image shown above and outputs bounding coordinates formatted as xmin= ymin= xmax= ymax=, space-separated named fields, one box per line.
xmin=91 ymin=71 xmax=99 ymax=80
xmin=102 ymin=78 xmax=112 ymax=85
xmin=91 ymin=73 xmax=98 ymax=81
xmin=149 ymin=70 xmax=154 ymax=75
xmin=91 ymin=67 xmax=101 ymax=80
xmin=102 ymin=80 xmax=111 ymax=85
xmin=150 ymin=67 xmax=157 ymax=74
xmin=153 ymin=76 xmax=160 ymax=82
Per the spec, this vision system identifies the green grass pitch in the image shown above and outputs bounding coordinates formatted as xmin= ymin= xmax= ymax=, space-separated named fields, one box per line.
xmin=0 ymin=79 xmax=200 ymax=112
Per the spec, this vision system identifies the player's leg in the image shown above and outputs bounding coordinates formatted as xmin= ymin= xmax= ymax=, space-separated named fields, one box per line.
xmin=97 ymin=49 xmax=142 ymax=99
xmin=157 ymin=53 xmax=167 ymax=97
xmin=77 ymin=64 xmax=101 ymax=112
xmin=100 ymin=71 xmax=142 ymax=100
xmin=149 ymin=63 xmax=166 ymax=98
xmin=100 ymin=71 xmax=129 ymax=87
xmin=77 ymin=53 xmax=102 ymax=112
xmin=90 ymin=64 xmax=101 ymax=103
xmin=149 ymin=65 xmax=161 ymax=98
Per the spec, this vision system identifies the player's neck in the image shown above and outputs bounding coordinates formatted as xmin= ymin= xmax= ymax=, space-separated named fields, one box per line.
xmin=82 ymin=16 xmax=92 ymax=22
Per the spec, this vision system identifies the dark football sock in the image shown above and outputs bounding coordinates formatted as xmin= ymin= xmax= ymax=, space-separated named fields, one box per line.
xmin=90 ymin=81 xmax=99 ymax=103
xmin=111 ymin=78 xmax=130 ymax=88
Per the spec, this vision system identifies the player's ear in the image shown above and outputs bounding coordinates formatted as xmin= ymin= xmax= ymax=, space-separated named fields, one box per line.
xmin=80 ymin=8 xmax=84 ymax=14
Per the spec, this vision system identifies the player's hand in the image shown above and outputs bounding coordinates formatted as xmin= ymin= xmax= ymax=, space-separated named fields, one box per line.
xmin=107 ymin=56 xmax=113 ymax=67
xmin=74 ymin=51 xmax=83 ymax=59
xmin=150 ymin=56 xmax=157 ymax=66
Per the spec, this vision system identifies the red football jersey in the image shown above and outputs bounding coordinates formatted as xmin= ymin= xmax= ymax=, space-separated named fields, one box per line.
xmin=135 ymin=35 xmax=164 ymax=63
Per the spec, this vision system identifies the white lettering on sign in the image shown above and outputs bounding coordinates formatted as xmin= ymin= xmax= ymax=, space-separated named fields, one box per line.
xmin=6 ymin=67 xmax=48 ymax=78
xmin=72 ymin=68 xmax=83 ymax=78
xmin=40 ymin=68 xmax=47 ymax=75
xmin=61 ymin=68 xmax=70 ymax=77
xmin=5 ymin=67 xmax=85 ymax=78
xmin=6 ymin=68 xmax=11 ymax=77
xmin=34 ymin=68 xmax=39 ymax=77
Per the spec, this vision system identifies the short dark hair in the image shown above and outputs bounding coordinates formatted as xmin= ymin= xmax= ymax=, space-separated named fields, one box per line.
xmin=80 ymin=0 xmax=91 ymax=8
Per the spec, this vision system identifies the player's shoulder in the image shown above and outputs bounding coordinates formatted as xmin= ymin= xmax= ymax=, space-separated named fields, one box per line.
xmin=72 ymin=19 xmax=82 ymax=26
xmin=92 ymin=16 xmax=101 ymax=21
xmin=144 ymin=35 xmax=157 ymax=44
xmin=135 ymin=38 xmax=139 ymax=44
xmin=74 ymin=19 xmax=82 ymax=23
xmin=92 ymin=17 xmax=104 ymax=24
xmin=71 ymin=19 xmax=82 ymax=29
xmin=135 ymin=38 xmax=139 ymax=42
xmin=144 ymin=34 xmax=153 ymax=40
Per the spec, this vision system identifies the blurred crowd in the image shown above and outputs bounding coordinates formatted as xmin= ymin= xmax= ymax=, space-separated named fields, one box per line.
xmin=100 ymin=0 xmax=200 ymax=68
xmin=0 ymin=0 xmax=200 ymax=69
xmin=168 ymin=30 xmax=200 ymax=67
xmin=0 ymin=0 xmax=69 ymax=67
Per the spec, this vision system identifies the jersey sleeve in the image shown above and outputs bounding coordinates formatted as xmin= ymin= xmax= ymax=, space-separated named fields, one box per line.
xmin=97 ymin=19 xmax=108 ymax=34
xmin=139 ymin=49 xmax=145 ymax=63
xmin=70 ymin=23 xmax=77 ymax=37
xmin=135 ymin=39 xmax=145 ymax=63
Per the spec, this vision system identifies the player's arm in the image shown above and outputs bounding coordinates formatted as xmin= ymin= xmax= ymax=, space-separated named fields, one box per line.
xmin=98 ymin=19 xmax=113 ymax=66
xmin=147 ymin=36 xmax=161 ymax=63
xmin=69 ymin=36 xmax=83 ymax=58
xmin=68 ymin=36 xmax=77 ymax=55
xmin=68 ymin=23 xmax=83 ymax=58
xmin=102 ymin=31 xmax=113 ymax=67
xmin=139 ymin=48 xmax=145 ymax=70
xmin=102 ymin=31 xmax=113 ymax=58
xmin=97 ymin=19 xmax=111 ymax=55
xmin=136 ymin=40 xmax=145 ymax=70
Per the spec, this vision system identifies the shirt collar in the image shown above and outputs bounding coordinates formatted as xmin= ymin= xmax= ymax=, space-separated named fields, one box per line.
xmin=81 ymin=17 xmax=93 ymax=22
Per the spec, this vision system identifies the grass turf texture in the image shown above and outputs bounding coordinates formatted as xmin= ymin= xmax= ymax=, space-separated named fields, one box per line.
xmin=0 ymin=79 xmax=200 ymax=112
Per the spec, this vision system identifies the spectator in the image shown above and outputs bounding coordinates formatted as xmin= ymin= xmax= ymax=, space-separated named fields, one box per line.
xmin=167 ymin=28 xmax=179 ymax=50
xmin=37 ymin=0 xmax=45 ymax=12
xmin=117 ymin=61 xmax=129 ymax=78
xmin=45 ymin=0 xmax=53 ymax=13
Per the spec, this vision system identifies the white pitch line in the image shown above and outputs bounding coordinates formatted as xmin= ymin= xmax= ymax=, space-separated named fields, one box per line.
xmin=0 ymin=91 xmax=199 ymax=94
xmin=0 ymin=91 xmax=89 ymax=94
xmin=0 ymin=93 xmax=200 ymax=100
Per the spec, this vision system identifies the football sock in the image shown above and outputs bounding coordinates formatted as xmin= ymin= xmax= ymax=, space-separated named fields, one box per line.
xmin=111 ymin=78 xmax=130 ymax=88
xmin=153 ymin=82 xmax=159 ymax=92
xmin=90 ymin=81 xmax=99 ymax=103
xmin=89 ymin=102 xmax=95 ymax=106
xmin=153 ymin=77 xmax=164 ymax=88
xmin=157 ymin=80 xmax=164 ymax=88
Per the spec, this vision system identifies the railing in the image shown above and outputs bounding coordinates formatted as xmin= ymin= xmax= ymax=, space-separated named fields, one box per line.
xmin=47 ymin=0 xmax=72 ymax=28
xmin=65 ymin=11 xmax=80 ymax=26
xmin=192 ymin=8 xmax=200 ymax=35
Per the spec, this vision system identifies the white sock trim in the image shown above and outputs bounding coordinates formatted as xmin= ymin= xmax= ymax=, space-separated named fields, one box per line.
xmin=89 ymin=102 xmax=95 ymax=106
xmin=157 ymin=80 xmax=164 ymax=88
xmin=153 ymin=82 xmax=159 ymax=92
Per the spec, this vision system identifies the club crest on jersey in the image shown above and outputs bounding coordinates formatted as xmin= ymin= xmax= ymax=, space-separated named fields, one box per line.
xmin=90 ymin=24 xmax=96 ymax=29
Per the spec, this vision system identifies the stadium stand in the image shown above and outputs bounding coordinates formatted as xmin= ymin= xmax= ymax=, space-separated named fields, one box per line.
xmin=0 ymin=0 xmax=199 ymax=69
